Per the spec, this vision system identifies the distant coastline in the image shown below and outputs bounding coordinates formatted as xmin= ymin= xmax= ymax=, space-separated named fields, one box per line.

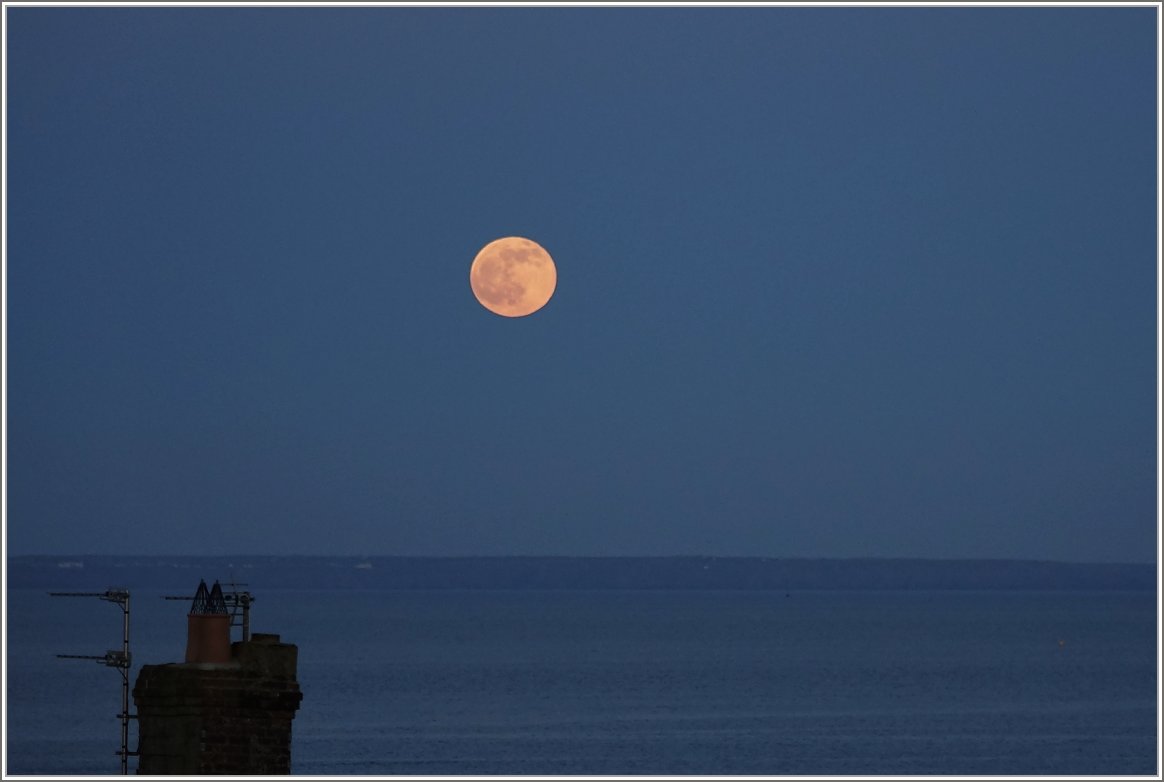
xmin=6 ymin=555 xmax=1156 ymax=592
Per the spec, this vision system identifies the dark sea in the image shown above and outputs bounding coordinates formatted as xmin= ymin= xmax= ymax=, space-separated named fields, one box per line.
xmin=5 ymin=587 xmax=1158 ymax=776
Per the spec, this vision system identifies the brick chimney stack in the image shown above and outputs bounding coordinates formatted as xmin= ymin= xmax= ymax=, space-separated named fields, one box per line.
xmin=133 ymin=579 xmax=302 ymax=774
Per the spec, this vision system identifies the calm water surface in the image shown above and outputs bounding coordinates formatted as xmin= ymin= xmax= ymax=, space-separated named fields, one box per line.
xmin=5 ymin=589 xmax=1157 ymax=775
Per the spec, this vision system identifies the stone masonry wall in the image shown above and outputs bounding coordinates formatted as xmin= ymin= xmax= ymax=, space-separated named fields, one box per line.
xmin=133 ymin=634 xmax=302 ymax=774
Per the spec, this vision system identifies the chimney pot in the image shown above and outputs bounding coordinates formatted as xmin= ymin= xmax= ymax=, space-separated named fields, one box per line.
xmin=184 ymin=579 xmax=232 ymax=664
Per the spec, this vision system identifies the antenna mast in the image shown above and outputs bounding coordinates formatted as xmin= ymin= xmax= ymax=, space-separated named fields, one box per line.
xmin=50 ymin=588 xmax=135 ymax=774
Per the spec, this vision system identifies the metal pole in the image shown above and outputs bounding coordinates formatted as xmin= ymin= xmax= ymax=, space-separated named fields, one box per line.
xmin=120 ymin=593 xmax=130 ymax=775
xmin=52 ymin=589 xmax=134 ymax=774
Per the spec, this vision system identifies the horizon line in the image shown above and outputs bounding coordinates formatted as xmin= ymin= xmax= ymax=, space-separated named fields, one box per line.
xmin=7 ymin=553 xmax=1158 ymax=567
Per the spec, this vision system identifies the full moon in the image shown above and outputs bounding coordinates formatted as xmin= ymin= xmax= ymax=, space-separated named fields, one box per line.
xmin=469 ymin=236 xmax=557 ymax=318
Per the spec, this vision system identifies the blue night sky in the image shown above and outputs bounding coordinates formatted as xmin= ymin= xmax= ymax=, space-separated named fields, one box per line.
xmin=5 ymin=6 xmax=1158 ymax=561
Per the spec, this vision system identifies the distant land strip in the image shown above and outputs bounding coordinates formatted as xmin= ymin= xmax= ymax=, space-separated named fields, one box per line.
xmin=6 ymin=556 xmax=1156 ymax=592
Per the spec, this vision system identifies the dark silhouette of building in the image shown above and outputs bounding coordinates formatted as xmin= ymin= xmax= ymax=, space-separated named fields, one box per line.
xmin=132 ymin=581 xmax=302 ymax=774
